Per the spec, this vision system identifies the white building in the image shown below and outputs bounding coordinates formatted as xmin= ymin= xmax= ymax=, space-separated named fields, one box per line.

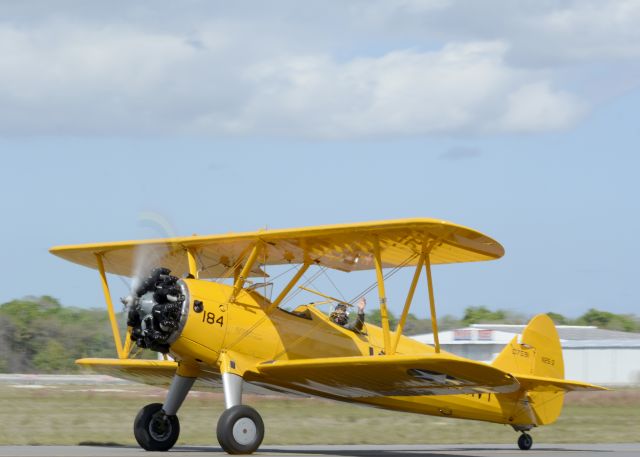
xmin=412 ymin=324 xmax=640 ymax=386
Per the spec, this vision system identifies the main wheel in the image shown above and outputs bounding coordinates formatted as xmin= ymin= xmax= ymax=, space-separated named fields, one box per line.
xmin=216 ymin=405 xmax=264 ymax=454
xmin=134 ymin=403 xmax=180 ymax=451
xmin=518 ymin=432 xmax=533 ymax=450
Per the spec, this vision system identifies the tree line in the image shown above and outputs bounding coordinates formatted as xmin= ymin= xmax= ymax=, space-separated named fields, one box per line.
xmin=0 ymin=297 xmax=638 ymax=373
xmin=0 ymin=296 xmax=126 ymax=373
xmin=366 ymin=305 xmax=640 ymax=333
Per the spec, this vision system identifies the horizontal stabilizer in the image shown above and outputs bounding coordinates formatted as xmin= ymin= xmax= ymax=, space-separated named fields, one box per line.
xmin=514 ymin=373 xmax=607 ymax=392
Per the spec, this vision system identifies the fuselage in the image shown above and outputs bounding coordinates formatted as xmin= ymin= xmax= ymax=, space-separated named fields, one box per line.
xmin=169 ymin=278 xmax=525 ymax=426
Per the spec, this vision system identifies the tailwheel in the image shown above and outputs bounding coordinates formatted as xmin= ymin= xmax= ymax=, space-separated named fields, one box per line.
xmin=518 ymin=432 xmax=533 ymax=450
xmin=216 ymin=405 xmax=264 ymax=454
xmin=134 ymin=403 xmax=180 ymax=451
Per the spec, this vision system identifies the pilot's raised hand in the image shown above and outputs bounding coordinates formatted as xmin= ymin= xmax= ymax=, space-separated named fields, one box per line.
xmin=358 ymin=297 xmax=366 ymax=313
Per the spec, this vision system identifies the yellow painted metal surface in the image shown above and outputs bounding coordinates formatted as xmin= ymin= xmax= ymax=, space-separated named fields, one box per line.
xmin=169 ymin=279 xmax=230 ymax=367
xmin=50 ymin=218 xmax=504 ymax=278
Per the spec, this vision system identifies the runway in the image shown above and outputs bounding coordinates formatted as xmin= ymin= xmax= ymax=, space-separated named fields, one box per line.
xmin=0 ymin=444 xmax=637 ymax=457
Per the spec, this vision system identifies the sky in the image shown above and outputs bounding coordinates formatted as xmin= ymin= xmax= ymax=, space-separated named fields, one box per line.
xmin=1 ymin=1 xmax=639 ymax=319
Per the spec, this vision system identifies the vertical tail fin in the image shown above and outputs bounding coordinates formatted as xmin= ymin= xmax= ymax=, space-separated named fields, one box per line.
xmin=492 ymin=314 xmax=565 ymax=425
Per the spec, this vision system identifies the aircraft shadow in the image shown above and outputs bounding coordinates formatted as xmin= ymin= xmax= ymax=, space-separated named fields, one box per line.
xmin=170 ymin=449 xmax=482 ymax=457
xmin=167 ymin=445 xmax=609 ymax=455
xmin=78 ymin=442 xmax=131 ymax=447
xmin=77 ymin=444 xmax=610 ymax=455
xmin=259 ymin=449 xmax=483 ymax=457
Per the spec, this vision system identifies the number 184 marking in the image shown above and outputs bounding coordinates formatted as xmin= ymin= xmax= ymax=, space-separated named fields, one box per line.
xmin=202 ymin=309 xmax=224 ymax=327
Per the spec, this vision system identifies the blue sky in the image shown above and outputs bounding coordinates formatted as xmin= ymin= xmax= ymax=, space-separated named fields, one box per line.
xmin=1 ymin=1 xmax=639 ymax=318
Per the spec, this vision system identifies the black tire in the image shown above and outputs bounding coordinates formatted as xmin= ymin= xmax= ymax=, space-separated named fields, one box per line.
xmin=134 ymin=403 xmax=180 ymax=452
xmin=518 ymin=432 xmax=533 ymax=450
xmin=216 ymin=405 xmax=264 ymax=454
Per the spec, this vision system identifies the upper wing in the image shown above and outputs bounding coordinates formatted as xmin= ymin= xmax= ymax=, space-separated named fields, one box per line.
xmin=50 ymin=218 xmax=504 ymax=278
xmin=514 ymin=373 xmax=607 ymax=392
xmin=246 ymin=353 xmax=519 ymax=398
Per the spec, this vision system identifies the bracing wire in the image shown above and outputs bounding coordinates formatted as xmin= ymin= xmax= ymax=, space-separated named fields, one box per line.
xmin=280 ymin=265 xmax=326 ymax=307
xmin=269 ymin=264 xmax=300 ymax=282
xmin=212 ymin=247 xmax=253 ymax=284
xmin=283 ymin=267 xmax=325 ymax=305
xmin=321 ymin=267 xmax=346 ymax=301
xmin=348 ymin=252 xmax=419 ymax=304
xmin=279 ymin=251 xmax=419 ymax=310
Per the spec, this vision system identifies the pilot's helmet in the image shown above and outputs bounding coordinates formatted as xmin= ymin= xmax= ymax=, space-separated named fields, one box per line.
xmin=330 ymin=303 xmax=349 ymax=325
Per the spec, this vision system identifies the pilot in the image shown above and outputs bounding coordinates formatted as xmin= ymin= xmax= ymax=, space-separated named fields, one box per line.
xmin=330 ymin=297 xmax=366 ymax=332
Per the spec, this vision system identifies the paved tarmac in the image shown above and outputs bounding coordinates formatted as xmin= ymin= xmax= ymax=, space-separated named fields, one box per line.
xmin=0 ymin=444 xmax=637 ymax=457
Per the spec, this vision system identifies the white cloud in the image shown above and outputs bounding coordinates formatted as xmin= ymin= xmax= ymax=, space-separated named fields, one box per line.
xmin=540 ymin=1 xmax=640 ymax=61
xmin=235 ymin=42 xmax=585 ymax=137
xmin=0 ymin=1 xmax=636 ymax=138
xmin=359 ymin=0 xmax=640 ymax=65
xmin=497 ymin=82 xmax=586 ymax=132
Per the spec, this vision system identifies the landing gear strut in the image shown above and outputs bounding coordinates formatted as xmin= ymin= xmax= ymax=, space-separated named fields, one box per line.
xmin=518 ymin=432 xmax=533 ymax=450
xmin=133 ymin=368 xmax=264 ymax=454
xmin=216 ymin=371 xmax=264 ymax=454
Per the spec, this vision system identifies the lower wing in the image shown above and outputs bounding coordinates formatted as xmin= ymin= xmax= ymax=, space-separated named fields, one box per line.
xmin=75 ymin=358 xmax=223 ymax=390
xmin=248 ymin=353 xmax=520 ymax=398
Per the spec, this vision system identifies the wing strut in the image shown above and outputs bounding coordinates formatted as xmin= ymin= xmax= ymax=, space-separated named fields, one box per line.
xmin=230 ymin=243 xmax=261 ymax=302
xmin=267 ymin=263 xmax=310 ymax=313
xmin=391 ymin=251 xmax=426 ymax=354
xmin=95 ymin=253 xmax=129 ymax=359
xmin=373 ymin=236 xmax=391 ymax=354
xmin=186 ymin=247 xmax=199 ymax=278
xmin=425 ymin=248 xmax=441 ymax=353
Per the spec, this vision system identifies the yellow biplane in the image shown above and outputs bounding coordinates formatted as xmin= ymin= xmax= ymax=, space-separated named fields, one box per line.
xmin=50 ymin=218 xmax=605 ymax=453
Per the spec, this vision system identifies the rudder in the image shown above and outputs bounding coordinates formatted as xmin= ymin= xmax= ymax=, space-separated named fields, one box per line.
xmin=492 ymin=314 xmax=565 ymax=425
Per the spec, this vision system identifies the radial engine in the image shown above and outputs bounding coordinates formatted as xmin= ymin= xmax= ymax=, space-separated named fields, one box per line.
xmin=123 ymin=267 xmax=188 ymax=353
